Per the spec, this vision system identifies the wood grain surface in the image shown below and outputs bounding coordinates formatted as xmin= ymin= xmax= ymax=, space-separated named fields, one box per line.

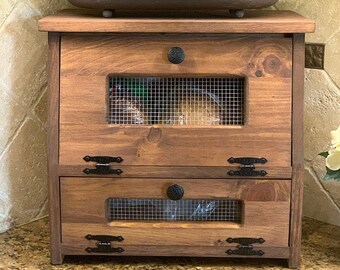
xmin=38 ymin=9 xmax=315 ymax=34
xmin=43 ymin=8 xmax=314 ymax=264
xmin=60 ymin=178 xmax=291 ymax=223
xmin=288 ymin=34 xmax=305 ymax=269
xmin=57 ymin=165 xmax=292 ymax=179
xmin=60 ymin=178 xmax=290 ymax=248
xmin=47 ymin=33 xmax=63 ymax=265
xmin=62 ymin=221 xmax=289 ymax=248
xmin=61 ymin=244 xmax=290 ymax=259
xmin=59 ymin=35 xmax=292 ymax=169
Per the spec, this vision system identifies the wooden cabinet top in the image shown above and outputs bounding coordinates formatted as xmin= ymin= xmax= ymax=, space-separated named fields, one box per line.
xmin=39 ymin=9 xmax=315 ymax=34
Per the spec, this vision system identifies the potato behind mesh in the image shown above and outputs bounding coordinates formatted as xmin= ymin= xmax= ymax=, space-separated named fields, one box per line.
xmin=162 ymin=91 xmax=221 ymax=126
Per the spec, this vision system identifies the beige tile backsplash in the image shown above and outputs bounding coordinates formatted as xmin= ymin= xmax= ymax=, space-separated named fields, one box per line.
xmin=0 ymin=0 xmax=73 ymax=233
xmin=274 ymin=0 xmax=340 ymax=226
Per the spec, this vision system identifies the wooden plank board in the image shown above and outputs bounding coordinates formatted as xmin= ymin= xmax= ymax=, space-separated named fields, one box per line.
xmin=57 ymin=165 xmax=292 ymax=179
xmin=61 ymin=244 xmax=290 ymax=259
xmin=62 ymin=222 xmax=289 ymax=247
xmin=60 ymin=178 xmax=290 ymax=247
xmin=39 ymin=9 xmax=315 ymax=34
xmin=60 ymin=177 xmax=290 ymax=225
xmin=59 ymin=35 xmax=292 ymax=168
xmin=59 ymin=127 xmax=291 ymax=167
xmin=60 ymin=35 xmax=292 ymax=79
xmin=288 ymin=34 xmax=305 ymax=269
xmin=47 ymin=33 xmax=63 ymax=265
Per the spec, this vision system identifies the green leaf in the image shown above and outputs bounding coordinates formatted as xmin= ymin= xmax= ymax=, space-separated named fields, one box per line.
xmin=319 ymin=151 xmax=329 ymax=158
xmin=127 ymin=79 xmax=148 ymax=100
xmin=324 ymin=167 xmax=340 ymax=181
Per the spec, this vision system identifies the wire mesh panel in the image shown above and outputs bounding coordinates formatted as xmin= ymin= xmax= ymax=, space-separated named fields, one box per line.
xmin=107 ymin=198 xmax=242 ymax=222
xmin=108 ymin=77 xmax=245 ymax=126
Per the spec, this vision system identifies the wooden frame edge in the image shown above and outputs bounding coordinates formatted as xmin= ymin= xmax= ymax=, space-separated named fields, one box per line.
xmin=48 ymin=32 xmax=63 ymax=265
xmin=289 ymin=33 xmax=305 ymax=269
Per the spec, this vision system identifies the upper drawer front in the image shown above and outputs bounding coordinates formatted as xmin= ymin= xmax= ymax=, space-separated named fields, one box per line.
xmin=60 ymin=35 xmax=292 ymax=168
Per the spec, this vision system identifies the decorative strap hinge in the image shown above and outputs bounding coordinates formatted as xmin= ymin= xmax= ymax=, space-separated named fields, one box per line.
xmin=227 ymin=157 xmax=267 ymax=177
xmin=85 ymin=234 xmax=124 ymax=254
xmin=83 ymin=155 xmax=123 ymax=175
xmin=225 ymin=237 xmax=265 ymax=256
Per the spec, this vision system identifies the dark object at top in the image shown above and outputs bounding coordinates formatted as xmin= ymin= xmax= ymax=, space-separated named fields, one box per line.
xmin=68 ymin=0 xmax=279 ymax=12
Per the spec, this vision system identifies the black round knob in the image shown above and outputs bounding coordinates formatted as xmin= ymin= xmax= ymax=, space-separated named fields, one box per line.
xmin=167 ymin=184 xmax=184 ymax=200
xmin=168 ymin=47 xmax=185 ymax=64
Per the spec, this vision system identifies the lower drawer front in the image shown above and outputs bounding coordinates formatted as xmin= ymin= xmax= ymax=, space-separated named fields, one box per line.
xmin=61 ymin=178 xmax=291 ymax=256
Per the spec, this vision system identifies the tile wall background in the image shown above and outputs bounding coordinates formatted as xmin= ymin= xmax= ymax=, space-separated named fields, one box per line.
xmin=273 ymin=0 xmax=340 ymax=226
xmin=0 ymin=0 xmax=72 ymax=232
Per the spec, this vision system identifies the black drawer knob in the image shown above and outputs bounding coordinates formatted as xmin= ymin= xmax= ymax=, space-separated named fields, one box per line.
xmin=168 ymin=47 xmax=185 ymax=64
xmin=167 ymin=184 xmax=184 ymax=200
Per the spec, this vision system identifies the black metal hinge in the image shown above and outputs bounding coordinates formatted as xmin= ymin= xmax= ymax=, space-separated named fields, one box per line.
xmin=227 ymin=157 xmax=267 ymax=177
xmin=83 ymin=155 xmax=123 ymax=175
xmin=85 ymin=234 xmax=124 ymax=254
xmin=85 ymin=234 xmax=124 ymax=242
xmin=225 ymin=237 xmax=265 ymax=256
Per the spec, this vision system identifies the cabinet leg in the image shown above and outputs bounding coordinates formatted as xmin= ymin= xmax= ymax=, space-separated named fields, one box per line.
xmin=288 ymin=256 xmax=300 ymax=269
xmin=51 ymin=252 xmax=64 ymax=265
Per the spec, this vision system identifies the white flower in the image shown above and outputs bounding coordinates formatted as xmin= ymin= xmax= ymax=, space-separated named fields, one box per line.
xmin=326 ymin=126 xmax=340 ymax=171
xmin=330 ymin=125 xmax=340 ymax=151
xmin=326 ymin=149 xmax=340 ymax=171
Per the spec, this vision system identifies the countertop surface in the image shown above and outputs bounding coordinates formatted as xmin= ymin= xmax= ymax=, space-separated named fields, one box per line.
xmin=0 ymin=217 xmax=339 ymax=270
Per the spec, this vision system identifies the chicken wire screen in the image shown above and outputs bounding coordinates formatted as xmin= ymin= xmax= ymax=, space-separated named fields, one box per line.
xmin=108 ymin=77 xmax=245 ymax=126
xmin=107 ymin=198 xmax=242 ymax=222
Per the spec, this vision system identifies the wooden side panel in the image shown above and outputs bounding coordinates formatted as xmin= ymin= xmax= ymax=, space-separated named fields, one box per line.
xmin=59 ymin=35 xmax=292 ymax=168
xmin=47 ymin=33 xmax=63 ymax=264
xmin=289 ymin=34 xmax=305 ymax=269
xmin=60 ymin=178 xmax=290 ymax=248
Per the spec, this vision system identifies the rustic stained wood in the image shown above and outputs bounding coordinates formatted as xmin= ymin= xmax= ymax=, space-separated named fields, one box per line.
xmin=60 ymin=178 xmax=291 ymax=223
xmin=47 ymin=33 xmax=63 ymax=264
xmin=59 ymin=35 xmax=292 ymax=170
xmin=40 ymin=10 xmax=313 ymax=267
xmin=38 ymin=9 xmax=315 ymax=34
xmin=289 ymin=34 xmax=305 ymax=269
xmin=62 ymin=221 xmax=289 ymax=247
xmin=60 ymin=178 xmax=290 ymax=248
xmin=57 ymin=165 xmax=292 ymax=179
xmin=61 ymin=245 xmax=290 ymax=259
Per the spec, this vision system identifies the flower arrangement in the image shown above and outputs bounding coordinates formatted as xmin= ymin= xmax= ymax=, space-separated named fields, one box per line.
xmin=319 ymin=126 xmax=340 ymax=181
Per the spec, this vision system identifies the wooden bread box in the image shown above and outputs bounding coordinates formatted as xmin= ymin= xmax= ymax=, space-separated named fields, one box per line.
xmin=39 ymin=10 xmax=315 ymax=268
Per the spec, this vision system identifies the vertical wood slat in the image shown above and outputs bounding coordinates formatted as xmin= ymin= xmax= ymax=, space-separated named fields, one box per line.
xmin=289 ymin=34 xmax=305 ymax=269
xmin=47 ymin=32 xmax=63 ymax=264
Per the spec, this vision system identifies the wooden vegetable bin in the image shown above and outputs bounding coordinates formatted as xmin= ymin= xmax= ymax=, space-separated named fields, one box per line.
xmin=39 ymin=9 xmax=315 ymax=268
